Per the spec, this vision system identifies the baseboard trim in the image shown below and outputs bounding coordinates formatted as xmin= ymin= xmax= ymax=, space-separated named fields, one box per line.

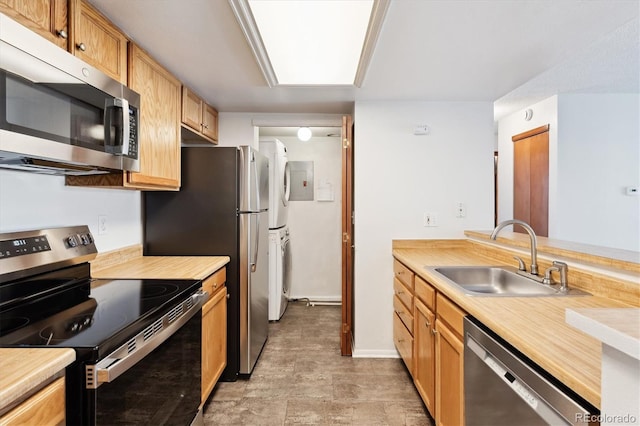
xmin=288 ymin=296 xmax=342 ymax=303
xmin=351 ymin=348 xmax=400 ymax=358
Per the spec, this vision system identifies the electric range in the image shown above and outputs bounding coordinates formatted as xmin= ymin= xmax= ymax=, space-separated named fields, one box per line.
xmin=0 ymin=226 xmax=207 ymax=425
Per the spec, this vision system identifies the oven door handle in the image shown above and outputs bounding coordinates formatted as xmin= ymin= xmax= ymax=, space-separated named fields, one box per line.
xmin=86 ymin=290 xmax=208 ymax=389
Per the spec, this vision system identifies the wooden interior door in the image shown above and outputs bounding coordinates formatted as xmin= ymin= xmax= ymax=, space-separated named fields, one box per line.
xmin=341 ymin=115 xmax=354 ymax=356
xmin=512 ymin=125 xmax=549 ymax=237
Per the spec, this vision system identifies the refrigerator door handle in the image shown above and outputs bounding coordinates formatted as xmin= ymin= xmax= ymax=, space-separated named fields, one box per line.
xmin=252 ymin=151 xmax=261 ymax=212
xmin=251 ymin=213 xmax=260 ymax=272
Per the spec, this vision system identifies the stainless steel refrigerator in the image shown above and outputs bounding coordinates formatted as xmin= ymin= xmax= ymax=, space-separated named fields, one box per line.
xmin=143 ymin=145 xmax=269 ymax=380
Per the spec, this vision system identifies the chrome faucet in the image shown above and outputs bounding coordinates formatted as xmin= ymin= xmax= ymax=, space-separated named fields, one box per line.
xmin=490 ymin=219 xmax=539 ymax=276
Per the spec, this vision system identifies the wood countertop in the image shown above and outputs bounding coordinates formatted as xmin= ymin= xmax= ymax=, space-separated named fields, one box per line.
xmin=0 ymin=349 xmax=75 ymax=414
xmin=91 ymin=256 xmax=230 ymax=280
xmin=392 ymin=242 xmax=634 ymax=409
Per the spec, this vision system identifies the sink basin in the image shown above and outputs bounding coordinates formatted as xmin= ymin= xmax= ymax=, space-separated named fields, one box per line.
xmin=427 ymin=266 xmax=589 ymax=297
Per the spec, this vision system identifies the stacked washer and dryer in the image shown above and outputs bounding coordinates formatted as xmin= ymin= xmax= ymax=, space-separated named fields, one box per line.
xmin=259 ymin=138 xmax=291 ymax=321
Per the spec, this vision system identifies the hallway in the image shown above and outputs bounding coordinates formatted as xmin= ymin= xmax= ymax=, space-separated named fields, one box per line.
xmin=204 ymin=302 xmax=433 ymax=425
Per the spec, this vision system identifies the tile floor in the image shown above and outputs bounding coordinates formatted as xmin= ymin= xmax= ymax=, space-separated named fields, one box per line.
xmin=203 ymin=301 xmax=434 ymax=425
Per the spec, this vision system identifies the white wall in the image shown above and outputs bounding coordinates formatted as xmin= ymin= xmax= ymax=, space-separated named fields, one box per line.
xmin=276 ymin=135 xmax=342 ymax=301
xmin=556 ymin=94 xmax=639 ymax=251
xmin=497 ymin=94 xmax=640 ymax=251
xmin=353 ymin=101 xmax=495 ymax=356
xmin=0 ymin=171 xmax=142 ymax=252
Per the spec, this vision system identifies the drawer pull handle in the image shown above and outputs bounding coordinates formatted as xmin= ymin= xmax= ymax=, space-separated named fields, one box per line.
xmin=397 ymin=290 xmax=404 ymax=294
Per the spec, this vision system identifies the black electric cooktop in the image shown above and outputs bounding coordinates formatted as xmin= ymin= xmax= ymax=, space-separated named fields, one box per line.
xmin=0 ymin=268 xmax=200 ymax=360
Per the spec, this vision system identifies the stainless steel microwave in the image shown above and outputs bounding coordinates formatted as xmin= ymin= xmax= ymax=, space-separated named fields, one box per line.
xmin=0 ymin=12 xmax=140 ymax=176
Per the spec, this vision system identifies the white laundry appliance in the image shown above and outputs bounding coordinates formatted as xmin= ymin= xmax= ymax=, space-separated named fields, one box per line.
xmin=260 ymin=137 xmax=291 ymax=320
xmin=268 ymin=226 xmax=291 ymax=320
xmin=260 ymin=138 xmax=290 ymax=229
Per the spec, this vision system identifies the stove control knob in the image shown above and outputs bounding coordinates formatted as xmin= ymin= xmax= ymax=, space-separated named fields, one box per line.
xmin=67 ymin=236 xmax=78 ymax=247
xmin=80 ymin=234 xmax=91 ymax=245
xmin=83 ymin=317 xmax=92 ymax=326
xmin=70 ymin=322 xmax=79 ymax=332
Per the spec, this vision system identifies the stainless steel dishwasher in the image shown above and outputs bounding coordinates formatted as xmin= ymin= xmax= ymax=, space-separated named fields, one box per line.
xmin=464 ymin=317 xmax=598 ymax=426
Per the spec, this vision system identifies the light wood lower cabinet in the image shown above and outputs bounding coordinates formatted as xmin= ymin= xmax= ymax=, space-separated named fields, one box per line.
xmin=393 ymin=257 xmax=466 ymax=425
xmin=201 ymin=268 xmax=227 ymax=405
xmin=0 ymin=377 xmax=65 ymax=426
xmin=414 ymin=298 xmax=436 ymax=417
xmin=435 ymin=318 xmax=464 ymax=426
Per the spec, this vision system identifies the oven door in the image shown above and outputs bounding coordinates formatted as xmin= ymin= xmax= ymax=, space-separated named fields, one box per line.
xmin=84 ymin=291 xmax=206 ymax=426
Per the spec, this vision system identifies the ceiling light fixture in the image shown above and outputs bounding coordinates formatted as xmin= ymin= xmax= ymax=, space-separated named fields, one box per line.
xmin=229 ymin=0 xmax=389 ymax=87
xmin=297 ymin=127 xmax=312 ymax=141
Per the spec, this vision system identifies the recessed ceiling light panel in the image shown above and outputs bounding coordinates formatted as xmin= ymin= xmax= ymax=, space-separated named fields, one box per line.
xmin=230 ymin=0 xmax=388 ymax=87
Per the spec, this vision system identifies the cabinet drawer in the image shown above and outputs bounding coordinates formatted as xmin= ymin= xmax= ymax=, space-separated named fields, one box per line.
xmin=393 ymin=312 xmax=413 ymax=374
xmin=393 ymin=259 xmax=414 ymax=290
xmin=393 ymin=278 xmax=413 ymax=311
xmin=393 ymin=294 xmax=413 ymax=335
xmin=0 ymin=377 xmax=65 ymax=426
xmin=414 ymin=275 xmax=435 ymax=310
xmin=202 ymin=268 xmax=226 ymax=296
xmin=436 ymin=293 xmax=466 ymax=339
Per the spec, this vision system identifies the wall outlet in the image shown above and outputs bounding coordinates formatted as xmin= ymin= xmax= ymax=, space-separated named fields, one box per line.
xmin=456 ymin=202 xmax=466 ymax=218
xmin=98 ymin=215 xmax=108 ymax=235
xmin=424 ymin=212 xmax=438 ymax=227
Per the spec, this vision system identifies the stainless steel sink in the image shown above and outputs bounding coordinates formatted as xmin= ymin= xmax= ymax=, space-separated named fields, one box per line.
xmin=427 ymin=266 xmax=589 ymax=297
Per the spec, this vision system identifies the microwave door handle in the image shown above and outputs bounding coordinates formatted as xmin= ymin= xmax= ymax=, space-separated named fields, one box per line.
xmin=103 ymin=98 xmax=129 ymax=156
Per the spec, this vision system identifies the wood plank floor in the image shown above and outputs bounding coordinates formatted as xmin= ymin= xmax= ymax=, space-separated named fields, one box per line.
xmin=203 ymin=301 xmax=433 ymax=425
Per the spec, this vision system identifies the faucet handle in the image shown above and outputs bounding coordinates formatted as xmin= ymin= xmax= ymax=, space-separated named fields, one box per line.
xmin=513 ymin=256 xmax=526 ymax=272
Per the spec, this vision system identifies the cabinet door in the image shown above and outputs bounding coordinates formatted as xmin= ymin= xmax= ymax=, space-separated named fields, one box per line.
xmin=127 ymin=43 xmax=181 ymax=189
xmin=414 ymin=298 xmax=436 ymax=418
xmin=202 ymin=104 xmax=218 ymax=142
xmin=202 ymin=286 xmax=227 ymax=404
xmin=0 ymin=377 xmax=65 ymax=426
xmin=181 ymin=86 xmax=203 ymax=133
xmin=72 ymin=0 xmax=127 ymax=84
xmin=0 ymin=0 xmax=68 ymax=49
xmin=435 ymin=320 xmax=464 ymax=426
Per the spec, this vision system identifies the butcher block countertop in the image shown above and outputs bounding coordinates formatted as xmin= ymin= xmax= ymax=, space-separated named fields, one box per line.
xmin=91 ymin=247 xmax=230 ymax=280
xmin=392 ymin=240 xmax=637 ymax=409
xmin=0 ymin=348 xmax=75 ymax=414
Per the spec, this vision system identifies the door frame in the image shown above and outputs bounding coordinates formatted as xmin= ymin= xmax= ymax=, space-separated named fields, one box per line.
xmin=340 ymin=115 xmax=354 ymax=356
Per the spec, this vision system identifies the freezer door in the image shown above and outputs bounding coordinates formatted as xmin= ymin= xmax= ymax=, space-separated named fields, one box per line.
xmin=239 ymin=146 xmax=269 ymax=213
xmin=239 ymin=210 xmax=269 ymax=375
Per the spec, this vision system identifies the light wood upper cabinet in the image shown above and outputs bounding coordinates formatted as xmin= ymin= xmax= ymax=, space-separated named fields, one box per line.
xmin=0 ymin=0 xmax=69 ymax=49
xmin=66 ymin=43 xmax=181 ymax=190
xmin=181 ymin=86 xmax=218 ymax=144
xmin=70 ymin=0 xmax=127 ymax=84
xmin=127 ymin=43 xmax=181 ymax=189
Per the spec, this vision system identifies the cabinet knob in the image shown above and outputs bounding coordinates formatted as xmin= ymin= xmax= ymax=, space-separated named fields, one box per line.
xmin=77 ymin=42 xmax=86 ymax=52
xmin=56 ymin=29 xmax=68 ymax=39
xmin=425 ymin=319 xmax=431 ymax=326
xmin=202 ymin=124 xmax=209 ymax=129
xmin=431 ymin=329 xmax=438 ymax=336
xmin=213 ymin=282 xmax=218 ymax=288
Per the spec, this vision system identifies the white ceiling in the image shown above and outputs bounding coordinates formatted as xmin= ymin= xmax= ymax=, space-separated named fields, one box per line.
xmin=89 ymin=0 xmax=639 ymax=117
